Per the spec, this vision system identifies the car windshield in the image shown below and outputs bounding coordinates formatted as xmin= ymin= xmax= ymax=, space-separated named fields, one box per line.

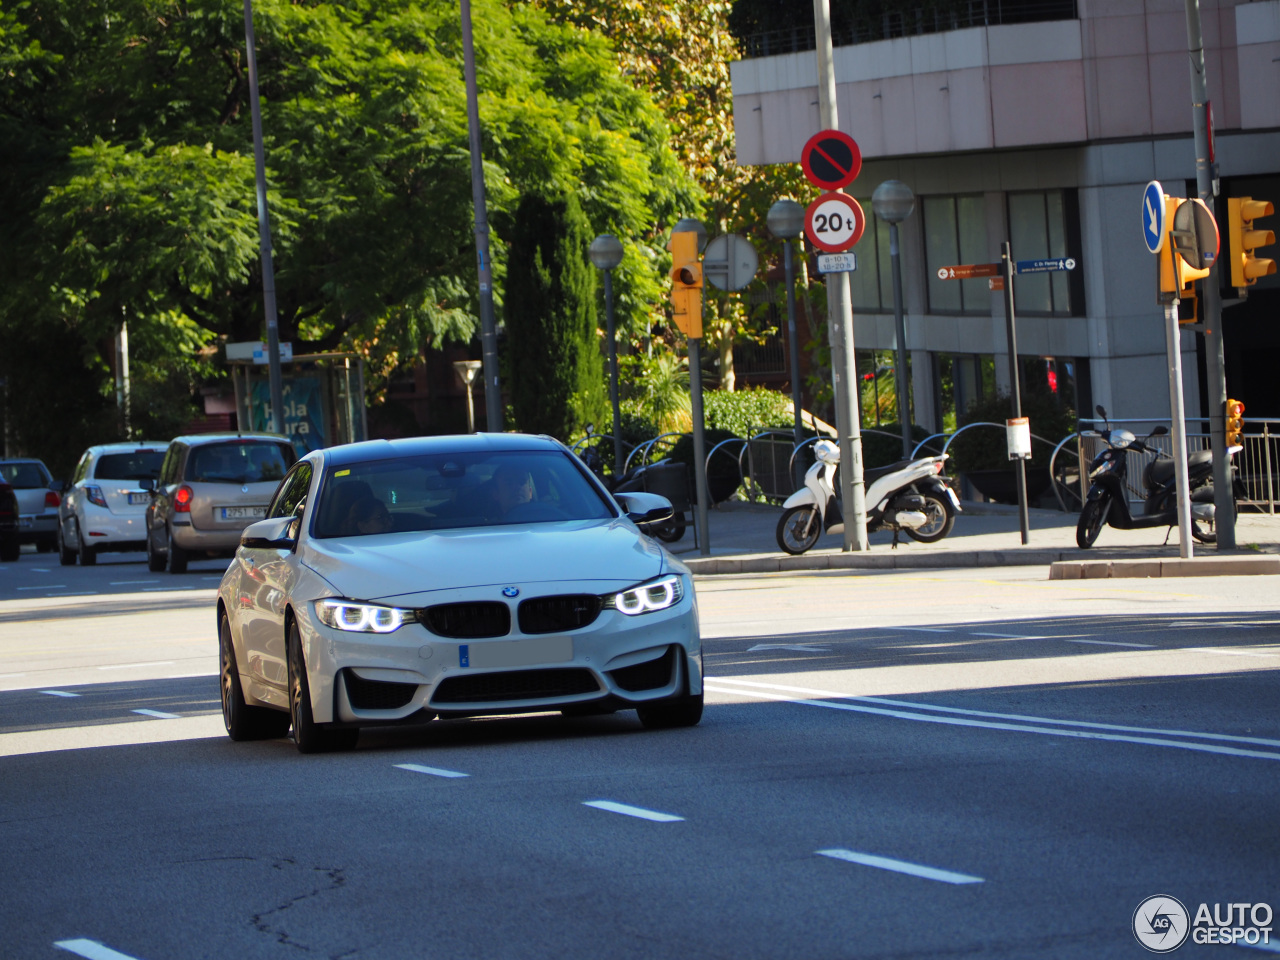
xmin=0 ymin=462 xmax=49 ymax=488
xmin=95 ymin=451 xmax=166 ymax=482
xmin=186 ymin=442 xmax=294 ymax=484
xmin=313 ymin=450 xmax=614 ymax=538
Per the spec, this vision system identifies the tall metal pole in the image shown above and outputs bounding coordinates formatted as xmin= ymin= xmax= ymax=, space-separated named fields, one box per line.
xmin=889 ymin=222 xmax=911 ymax=458
xmin=1182 ymin=0 xmax=1233 ymax=549
xmin=784 ymin=239 xmax=805 ymax=485
xmin=1000 ymin=243 xmax=1030 ymax=545
xmin=461 ymin=0 xmax=503 ymax=432
xmin=115 ymin=319 xmax=131 ymax=440
xmin=813 ymin=0 xmax=869 ymax=551
xmin=1165 ymin=297 xmax=1196 ymax=558
xmin=688 ymin=337 xmax=711 ymax=556
xmin=603 ymin=268 xmax=623 ymax=474
xmin=242 ymin=0 xmax=285 ymax=436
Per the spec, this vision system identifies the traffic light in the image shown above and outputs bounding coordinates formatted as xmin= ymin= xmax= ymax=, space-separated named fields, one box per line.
xmin=1227 ymin=197 xmax=1276 ymax=292
xmin=1159 ymin=196 xmax=1213 ymax=301
xmin=668 ymin=230 xmax=702 ymax=338
xmin=1225 ymin=398 xmax=1245 ymax=448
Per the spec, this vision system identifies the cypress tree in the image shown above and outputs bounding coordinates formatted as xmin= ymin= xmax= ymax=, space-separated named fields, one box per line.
xmin=504 ymin=190 xmax=605 ymax=439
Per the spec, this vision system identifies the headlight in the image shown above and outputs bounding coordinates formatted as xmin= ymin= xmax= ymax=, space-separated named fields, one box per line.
xmin=604 ymin=576 xmax=684 ymax=616
xmin=314 ymin=599 xmax=411 ymax=634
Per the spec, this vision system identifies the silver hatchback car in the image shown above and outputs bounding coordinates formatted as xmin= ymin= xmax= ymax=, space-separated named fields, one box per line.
xmin=143 ymin=433 xmax=296 ymax=573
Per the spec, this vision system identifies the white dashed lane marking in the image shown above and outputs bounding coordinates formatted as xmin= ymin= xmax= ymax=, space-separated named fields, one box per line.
xmin=583 ymin=800 xmax=685 ymax=822
xmin=1063 ymin=638 xmax=1155 ymax=648
xmin=98 ymin=661 xmax=175 ymax=671
xmin=131 ymin=709 xmax=180 ymax=720
xmin=394 ymin=763 xmax=469 ymax=779
xmin=54 ymin=939 xmax=145 ymax=960
xmin=817 ymin=848 xmax=984 ymax=884
xmin=41 ymin=690 xmax=80 ymax=698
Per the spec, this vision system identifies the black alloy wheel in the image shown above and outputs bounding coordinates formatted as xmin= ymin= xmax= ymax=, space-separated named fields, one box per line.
xmin=776 ymin=505 xmax=821 ymax=555
xmin=905 ymin=494 xmax=956 ymax=544
xmin=75 ymin=521 xmax=96 ymax=566
xmin=220 ymin=613 xmax=290 ymax=741
xmin=287 ymin=620 xmax=358 ymax=754
xmin=1076 ymin=498 xmax=1110 ymax=549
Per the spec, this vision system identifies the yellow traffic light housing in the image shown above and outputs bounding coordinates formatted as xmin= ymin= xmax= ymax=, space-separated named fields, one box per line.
xmin=1225 ymin=398 xmax=1245 ymax=448
xmin=667 ymin=230 xmax=703 ymax=338
xmin=1227 ymin=197 xmax=1276 ymax=292
xmin=1159 ymin=196 xmax=1214 ymax=302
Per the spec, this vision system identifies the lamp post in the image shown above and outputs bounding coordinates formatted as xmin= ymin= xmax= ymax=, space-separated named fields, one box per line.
xmin=588 ymin=234 xmax=625 ymax=475
xmin=766 ymin=199 xmax=808 ymax=487
xmin=453 ymin=360 xmax=483 ymax=433
xmin=871 ymin=180 xmax=916 ymax=459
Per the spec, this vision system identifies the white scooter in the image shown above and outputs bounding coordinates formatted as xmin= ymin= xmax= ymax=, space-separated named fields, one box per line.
xmin=775 ymin=440 xmax=962 ymax=555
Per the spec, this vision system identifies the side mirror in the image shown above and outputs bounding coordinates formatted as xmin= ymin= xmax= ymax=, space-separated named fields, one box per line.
xmin=1095 ymin=404 xmax=1108 ymax=420
xmin=240 ymin=516 xmax=297 ymax=550
xmin=138 ymin=477 xmax=156 ymax=493
xmin=615 ymin=491 xmax=674 ymax=529
xmin=59 ymin=480 xmax=71 ymax=494
xmin=1149 ymin=425 xmax=1169 ymax=437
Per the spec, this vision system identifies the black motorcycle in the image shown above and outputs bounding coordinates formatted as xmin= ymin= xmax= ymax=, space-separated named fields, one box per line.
xmin=578 ymin=443 xmax=687 ymax=544
xmin=1076 ymin=405 xmax=1234 ymax=549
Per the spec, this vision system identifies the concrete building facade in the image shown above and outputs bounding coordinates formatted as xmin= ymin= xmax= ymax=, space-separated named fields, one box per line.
xmin=730 ymin=0 xmax=1280 ymax=432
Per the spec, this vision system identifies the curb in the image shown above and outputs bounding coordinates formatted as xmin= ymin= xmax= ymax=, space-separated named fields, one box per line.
xmin=1048 ymin=556 xmax=1280 ymax=580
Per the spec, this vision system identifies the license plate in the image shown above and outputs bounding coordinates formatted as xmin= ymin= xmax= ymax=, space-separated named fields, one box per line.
xmin=460 ymin=636 xmax=573 ymax=670
xmin=220 ymin=505 xmax=266 ymax=521
xmin=128 ymin=493 xmax=149 ymax=505
xmin=17 ymin=517 xmax=31 ymax=528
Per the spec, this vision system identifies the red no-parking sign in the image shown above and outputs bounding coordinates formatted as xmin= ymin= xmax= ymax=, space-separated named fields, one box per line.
xmin=801 ymin=130 xmax=862 ymax=191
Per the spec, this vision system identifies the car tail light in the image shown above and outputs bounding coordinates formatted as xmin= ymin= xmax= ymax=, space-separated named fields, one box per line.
xmin=85 ymin=485 xmax=107 ymax=508
xmin=174 ymin=485 xmax=194 ymax=513
xmin=45 ymin=490 xmax=61 ymax=508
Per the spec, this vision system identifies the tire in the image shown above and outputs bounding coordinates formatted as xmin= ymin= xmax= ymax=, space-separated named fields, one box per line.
xmin=166 ymin=528 xmax=188 ymax=574
xmin=75 ymin=522 xmax=96 ymax=566
xmin=57 ymin=524 xmax=76 ymax=566
xmin=652 ymin=512 xmax=687 ymax=544
xmin=220 ymin=613 xmax=291 ymax=741
xmin=637 ymin=692 xmax=703 ymax=729
xmin=287 ymin=620 xmax=358 ymax=753
xmin=36 ymin=538 xmax=54 ymax=553
xmin=905 ymin=493 xmax=956 ymax=544
xmin=1076 ymin=498 xmax=1110 ymax=549
xmin=146 ymin=528 xmax=165 ymax=572
xmin=1191 ymin=517 xmax=1217 ymax=544
xmin=0 ymin=537 xmax=18 ymax=563
xmin=776 ymin=505 xmax=821 ymax=555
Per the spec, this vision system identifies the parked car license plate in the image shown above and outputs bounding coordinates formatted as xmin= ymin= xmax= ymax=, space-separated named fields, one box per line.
xmin=460 ymin=636 xmax=573 ymax=669
xmin=127 ymin=493 xmax=149 ymax=505
xmin=220 ymin=506 xmax=267 ymax=521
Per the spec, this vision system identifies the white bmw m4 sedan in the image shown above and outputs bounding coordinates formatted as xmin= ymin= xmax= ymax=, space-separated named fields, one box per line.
xmin=217 ymin=433 xmax=702 ymax=753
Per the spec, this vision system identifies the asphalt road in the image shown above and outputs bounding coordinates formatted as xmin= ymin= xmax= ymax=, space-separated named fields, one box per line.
xmin=2 ymin=555 xmax=1279 ymax=959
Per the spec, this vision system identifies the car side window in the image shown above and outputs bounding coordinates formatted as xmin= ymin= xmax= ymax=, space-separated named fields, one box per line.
xmin=160 ymin=445 xmax=185 ymax=486
xmin=269 ymin=463 xmax=313 ymax=519
xmin=73 ymin=453 xmax=91 ymax=484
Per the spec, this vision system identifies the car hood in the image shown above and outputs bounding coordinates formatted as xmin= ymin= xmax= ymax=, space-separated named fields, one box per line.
xmin=300 ymin=518 xmax=667 ymax=602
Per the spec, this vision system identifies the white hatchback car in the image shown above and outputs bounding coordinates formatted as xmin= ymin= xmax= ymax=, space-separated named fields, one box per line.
xmin=57 ymin=443 xmax=168 ymax=565
xmin=217 ymin=434 xmax=702 ymax=753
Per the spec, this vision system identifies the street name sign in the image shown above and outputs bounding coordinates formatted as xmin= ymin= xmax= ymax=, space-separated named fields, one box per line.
xmin=801 ymin=130 xmax=862 ymax=191
xmin=816 ymin=252 xmax=857 ymax=274
xmin=1014 ymin=257 xmax=1077 ymax=274
xmin=805 ymin=193 xmax=866 ymax=252
xmin=1142 ymin=180 xmax=1166 ymax=253
xmin=936 ymin=263 xmax=999 ymax=280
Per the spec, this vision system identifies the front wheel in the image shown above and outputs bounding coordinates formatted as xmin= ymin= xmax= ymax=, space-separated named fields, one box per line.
xmin=75 ymin=522 xmax=96 ymax=566
xmin=776 ymin=505 xmax=821 ymax=555
xmin=57 ymin=523 xmax=76 ymax=566
xmin=1191 ymin=517 xmax=1217 ymax=544
xmin=288 ymin=621 xmax=358 ymax=754
xmin=166 ymin=528 xmax=188 ymax=574
xmin=637 ymin=692 xmax=703 ymax=729
xmin=905 ymin=494 xmax=956 ymax=543
xmin=146 ymin=528 xmax=165 ymax=573
xmin=1076 ymin=497 xmax=1110 ymax=549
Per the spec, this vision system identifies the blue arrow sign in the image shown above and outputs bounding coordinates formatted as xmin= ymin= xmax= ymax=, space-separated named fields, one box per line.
xmin=1014 ymin=257 xmax=1077 ymax=275
xmin=1142 ymin=180 xmax=1165 ymax=254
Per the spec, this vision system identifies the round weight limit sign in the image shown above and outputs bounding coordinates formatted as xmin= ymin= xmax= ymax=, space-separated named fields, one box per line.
xmin=804 ymin=193 xmax=866 ymax=253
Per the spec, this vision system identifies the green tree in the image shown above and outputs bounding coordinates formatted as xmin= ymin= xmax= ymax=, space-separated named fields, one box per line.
xmin=504 ymin=190 xmax=605 ymax=439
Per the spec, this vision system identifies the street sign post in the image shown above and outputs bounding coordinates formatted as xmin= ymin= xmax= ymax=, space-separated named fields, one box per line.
xmin=1014 ymin=258 xmax=1077 ymax=274
xmin=801 ymin=130 xmax=862 ymax=191
xmin=805 ymin=193 xmax=866 ymax=252
xmin=936 ymin=263 xmax=999 ymax=280
xmin=702 ymin=234 xmax=759 ymax=291
xmin=816 ymin=252 xmax=857 ymax=274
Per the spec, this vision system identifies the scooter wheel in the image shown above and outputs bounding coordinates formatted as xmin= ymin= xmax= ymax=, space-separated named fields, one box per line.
xmin=905 ymin=494 xmax=955 ymax=543
xmin=776 ymin=505 xmax=821 ymax=555
xmin=1191 ymin=518 xmax=1216 ymax=544
xmin=1076 ymin=498 xmax=1109 ymax=549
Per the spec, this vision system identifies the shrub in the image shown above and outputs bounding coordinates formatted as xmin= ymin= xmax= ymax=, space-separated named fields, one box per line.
xmin=947 ymin=390 xmax=1076 ymax=474
xmin=702 ymin=387 xmax=792 ymax=438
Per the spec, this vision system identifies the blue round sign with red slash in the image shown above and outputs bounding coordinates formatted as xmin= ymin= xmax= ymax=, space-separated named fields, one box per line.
xmin=805 ymin=193 xmax=865 ymax=253
xmin=801 ymin=130 xmax=862 ymax=191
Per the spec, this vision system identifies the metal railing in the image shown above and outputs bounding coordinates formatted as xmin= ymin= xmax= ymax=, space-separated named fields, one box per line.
xmin=912 ymin=423 xmax=1081 ymax=512
xmin=1075 ymin=418 xmax=1280 ymax=514
xmin=739 ymin=0 xmax=1078 ymax=59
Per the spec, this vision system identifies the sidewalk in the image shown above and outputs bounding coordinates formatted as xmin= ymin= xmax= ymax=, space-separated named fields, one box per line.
xmin=670 ymin=500 xmax=1280 ymax=578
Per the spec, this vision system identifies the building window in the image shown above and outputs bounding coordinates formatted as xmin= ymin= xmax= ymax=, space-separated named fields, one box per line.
xmin=1007 ymin=190 xmax=1083 ymax=316
xmin=847 ymin=203 xmax=893 ymax=312
xmin=924 ymin=195 xmax=988 ymax=314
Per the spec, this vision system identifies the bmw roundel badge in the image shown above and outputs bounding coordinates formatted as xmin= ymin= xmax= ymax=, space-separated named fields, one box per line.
xmin=502 ymin=586 xmax=520 ymax=598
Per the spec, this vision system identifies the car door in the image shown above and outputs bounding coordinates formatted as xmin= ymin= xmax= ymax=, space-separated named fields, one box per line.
xmin=148 ymin=443 xmax=184 ymax=549
xmin=238 ymin=461 xmax=313 ymax=690
xmin=62 ymin=452 xmax=91 ymax=544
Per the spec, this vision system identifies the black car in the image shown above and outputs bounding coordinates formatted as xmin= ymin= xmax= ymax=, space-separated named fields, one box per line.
xmin=0 ymin=482 xmax=20 ymax=562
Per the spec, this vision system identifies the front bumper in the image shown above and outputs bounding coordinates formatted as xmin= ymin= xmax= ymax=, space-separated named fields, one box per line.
xmin=294 ymin=582 xmax=702 ymax=725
